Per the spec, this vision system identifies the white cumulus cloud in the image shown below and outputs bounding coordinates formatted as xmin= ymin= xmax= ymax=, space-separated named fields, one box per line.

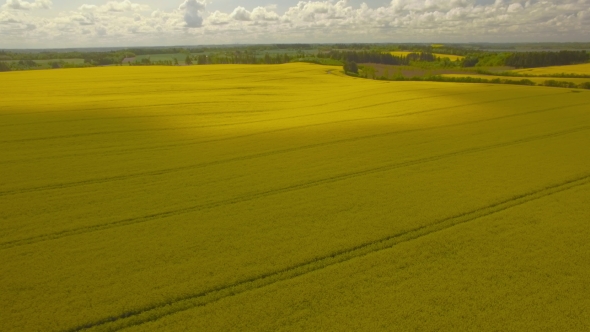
xmin=2 ymin=0 xmax=51 ymax=10
xmin=251 ymin=7 xmax=280 ymax=21
xmin=1 ymin=0 xmax=590 ymax=48
xmin=179 ymin=0 xmax=206 ymax=28
xmin=230 ymin=6 xmax=251 ymax=21
xmin=78 ymin=0 xmax=149 ymax=13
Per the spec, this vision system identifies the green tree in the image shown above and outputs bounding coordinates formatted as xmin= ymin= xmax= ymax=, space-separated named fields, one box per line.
xmin=462 ymin=56 xmax=479 ymax=67
xmin=344 ymin=61 xmax=358 ymax=74
xmin=0 ymin=61 xmax=10 ymax=72
xmin=185 ymin=55 xmax=193 ymax=65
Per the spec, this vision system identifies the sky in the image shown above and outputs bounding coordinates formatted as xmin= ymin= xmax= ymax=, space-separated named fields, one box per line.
xmin=0 ymin=0 xmax=588 ymax=48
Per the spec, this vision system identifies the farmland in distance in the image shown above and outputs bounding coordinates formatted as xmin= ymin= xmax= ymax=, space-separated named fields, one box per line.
xmin=511 ymin=63 xmax=590 ymax=75
xmin=389 ymin=51 xmax=465 ymax=61
xmin=1 ymin=63 xmax=589 ymax=331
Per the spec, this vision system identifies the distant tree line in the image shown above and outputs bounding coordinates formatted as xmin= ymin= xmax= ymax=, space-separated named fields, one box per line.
xmin=83 ymin=51 xmax=136 ymax=65
xmin=191 ymin=52 xmax=295 ymax=65
xmin=504 ymin=51 xmax=589 ymax=68
xmin=124 ymin=51 xmax=298 ymax=66
xmin=0 ymin=49 xmax=133 ymax=65
xmin=343 ymin=61 xmax=358 ymax=74
xmin=324 ymin=50 xmax=440 ymax=66
xmin=394 ymin=45 xmax=479 ymax=57
xmin=127 ymin=48 xmax=190 ymax=56
xmin=0 ymin=59 xmax=97 ymax=71
xmin=324 ymin=44 xmax=481 ymax=57
xmin=348 ymin=70 xmax=590 ymax=90
xmin=475 ymin=69 xmax=590 ymax=79
xmin=324 ymin=50 xmax=406 ymax=65
xmin=0 ymin=45 xmax=476 ymax=69
xmin=0 ymin=50 xmax=85 ymax=61
xmin=130 ymin=58 xmax=176 ymax=66
xmin=2 ymin=45 xmax=589 ymax=72
xmin=0 ymin=61 xmax=10 ymax=72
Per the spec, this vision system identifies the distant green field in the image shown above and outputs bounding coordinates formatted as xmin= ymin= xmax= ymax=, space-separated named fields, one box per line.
xmin=1 ymin=64 xmax=589 ymax=331
xmin=134 ymin=53 xmax=192 ymax=64
xmin=256 ymin=49 xmax=318 ymax=57
xmin=134 ymin=50 xmax=318 ymax=64
xmin=442 ymin=73 xmax=590 ymax=85
xmin=295 ymin=57 xmax=343 ymax=66
xmin=2 ymin=58 xmax=85 ymax=64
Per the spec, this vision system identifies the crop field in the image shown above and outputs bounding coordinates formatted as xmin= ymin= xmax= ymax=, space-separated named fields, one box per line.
xmin=1 ymin=63 xmax=590 ymax=331
xmin=133 ymin=49 xmax=318 ymax=65
xmin=390 ymin=51 xmax=464 ymax=61
xmin=359 ymin=64 xmax=513 ymax=80
xmin=134 ymin=53 xmax=194 ymax=64
xmin=441 ymin=73 xmax=590 ymax=85
xmin=511 ymin=63 xmax=590 ymax=75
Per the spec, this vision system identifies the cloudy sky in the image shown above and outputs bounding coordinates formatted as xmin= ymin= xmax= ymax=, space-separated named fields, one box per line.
xmin=0 ymin=0 xmax=588 ymax=48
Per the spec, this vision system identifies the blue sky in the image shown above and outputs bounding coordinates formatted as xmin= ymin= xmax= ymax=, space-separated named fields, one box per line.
xmin=1 ymin=0 xmax=588 ymax=48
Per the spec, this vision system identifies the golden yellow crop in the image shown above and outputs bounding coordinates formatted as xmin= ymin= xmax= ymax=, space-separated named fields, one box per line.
xmin=390 ymin=51 xmax=464 ymax=61
xmin=1 ymin=63 xmax=589 ymax=331
xmin=511 ymin=63 xmax=590 ymax=75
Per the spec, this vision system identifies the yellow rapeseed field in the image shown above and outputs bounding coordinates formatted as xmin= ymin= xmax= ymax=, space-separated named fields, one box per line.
xmin=1 ymin=63 xmax=589 ymax=331
xmin=390 ymin=51 xmax=464 ymax=61
xmin=511 ymin=63 xmax=590 ymax=75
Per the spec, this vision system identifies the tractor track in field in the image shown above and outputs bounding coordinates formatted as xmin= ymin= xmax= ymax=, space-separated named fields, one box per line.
xmin=2 ymin=125 xmax=588 ymax=251
xmin=63 ymin=172 xmax=590 ymax=332
xmin=0 ymin=101 xmax=587 ymax=197
xmin=0 ymin=87 xmax=519 ymax=144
